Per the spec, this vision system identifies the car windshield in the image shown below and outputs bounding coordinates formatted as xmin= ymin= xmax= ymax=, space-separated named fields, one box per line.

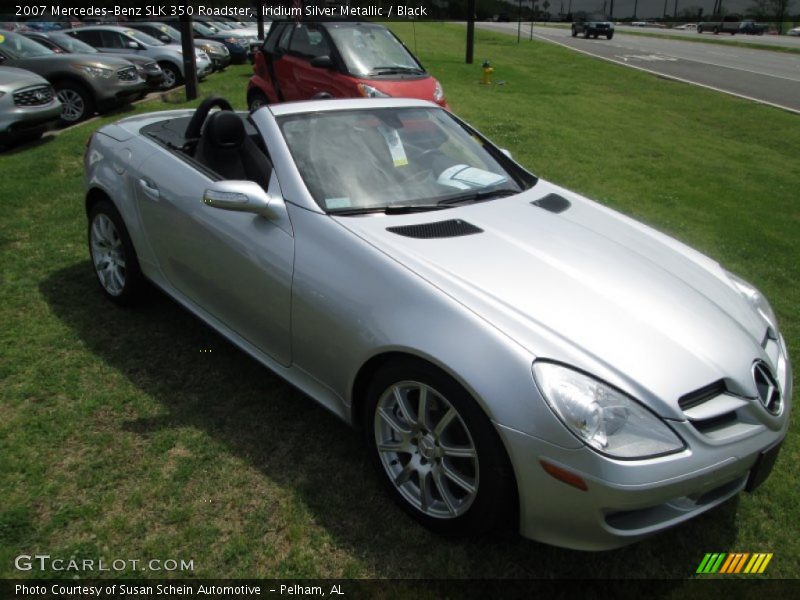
xmin=124 ymin=29 xmax=164 ymax=46
xmin=49 ymin=32 xmax=97 ymax=53
xmin=0 ymin=31 xmax=54 ymax=58
xmin=194 ymin=22 xmax=217 ymax=36
xmin=327 ymin=24 xmax=422 ymax=76
xmin=278 ymin=107 xmax=528 ymax=214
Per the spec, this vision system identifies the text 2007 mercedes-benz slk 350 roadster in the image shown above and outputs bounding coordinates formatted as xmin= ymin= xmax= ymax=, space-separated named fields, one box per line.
xmin=84 ymin=97 xmax=791 ymax=550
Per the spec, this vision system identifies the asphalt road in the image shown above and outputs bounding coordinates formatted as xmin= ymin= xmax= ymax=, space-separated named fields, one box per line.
xmin=478 ymin=23 xmax=800 ymax=113
xmin=613 ymin=24 xmax=800 ymax=48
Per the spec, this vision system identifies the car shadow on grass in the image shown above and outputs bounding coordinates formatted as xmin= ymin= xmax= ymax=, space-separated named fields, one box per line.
xmin=41 ymin=262 xmax=740 ymax=581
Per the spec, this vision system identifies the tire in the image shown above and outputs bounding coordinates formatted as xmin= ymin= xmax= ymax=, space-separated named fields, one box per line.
xmin=607 ymin=32 xmax=614 ymax=39
xmin=365 ymin=358 xmax=515 ymax=536
xmin=713 ymin=27 xmax=720 ymax=34
xmin=593 ymin=33 xmax=599 ymax=39
xmin=55 ymin=81 xmax=94 ymax=125
xmin=248 ymin=90 xmax=269 ymax=113
xmin=697 ymin=26 xmax=703 ymax=33
xmin=88 ymin=200 xmax=147 ymax=306
xmin=571 ymin=28 xmax=577 ymax=37
xmin=584 ymin=30 xmax=590 ymax=38
xmin=158 ymin=62 xmax=183 ymax=89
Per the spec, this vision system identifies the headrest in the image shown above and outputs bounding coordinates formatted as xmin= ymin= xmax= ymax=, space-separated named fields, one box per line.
xmin=203 ymin=111 xmax=245 ymax=149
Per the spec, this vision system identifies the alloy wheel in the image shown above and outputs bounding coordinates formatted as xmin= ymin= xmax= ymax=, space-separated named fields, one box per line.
xmin=57 ymin=89 xmax=85 ymax=122
xmin=374 ymin=380 xmax=479 ymax=519
xmin=90 ymin=213 xmax=126 ymax=296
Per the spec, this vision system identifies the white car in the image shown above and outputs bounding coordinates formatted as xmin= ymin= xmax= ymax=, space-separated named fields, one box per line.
xmin=788 ymin=27 xmax=800 ymax=36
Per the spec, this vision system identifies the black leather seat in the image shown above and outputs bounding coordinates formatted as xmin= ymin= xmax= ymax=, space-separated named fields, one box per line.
xmin=194 ymin=111 xmax=272 ymax=191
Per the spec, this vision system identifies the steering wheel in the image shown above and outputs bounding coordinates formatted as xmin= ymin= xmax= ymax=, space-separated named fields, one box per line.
xmin=184 ymin=96 xmax=234 ymax=141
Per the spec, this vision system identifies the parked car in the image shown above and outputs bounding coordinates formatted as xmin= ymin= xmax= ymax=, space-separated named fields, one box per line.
xmin=0 ymin=31 xmax=146 ymax=123
xmin=788 ymin=26 xmax=800 ymax=36
xmin=0 ymin=66 xmax=61 ymax=145
xmin=63 ymin=25 xmax=211 ymax=89
xmin=190 ymin=20 xmax=251 ymax=64
xmin=572 ymin=15 xmax=615 ymax=39
xmin=23 ymin=31 xmax=164 ymax=92
xmin=84 ymin=96 xmax=791 ymax=550
xmin=124 ymin=22 xmax=231 ymax=72
xmin=673 ymin=23 xmax=698 ymax=30
xmin=249 ymin=21 xmax=447 ymax=111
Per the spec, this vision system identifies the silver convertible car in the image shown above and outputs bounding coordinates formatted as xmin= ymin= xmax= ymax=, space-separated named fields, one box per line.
xmin=84 ymin=97 xmax=791 ymax=550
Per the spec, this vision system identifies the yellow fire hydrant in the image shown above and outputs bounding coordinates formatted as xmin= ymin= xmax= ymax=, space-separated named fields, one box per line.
xmin=481 ymin=60 xmax=493 ymax=85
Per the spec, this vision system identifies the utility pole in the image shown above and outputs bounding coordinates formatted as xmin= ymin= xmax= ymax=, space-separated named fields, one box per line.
xmin=517 ymin=0 xmax=523 ymax=43
xmin=179 ymin=14 xmax=197 ymax=101
xmin=466 ymin=0 xmax=475 ymax=63
xmin=609 ymin=0 xmax=614 ymax=18
xmin=674 ymin=0 xmax=679 ymax=18
xmin=633 ymin=0 xmax=638 ymax=19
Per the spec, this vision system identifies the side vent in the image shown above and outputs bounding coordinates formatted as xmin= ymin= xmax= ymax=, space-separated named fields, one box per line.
xmin=387 ymin=219 xmax=483 ymax=239
xmin=531 ymin=194 xmax=571 ymax=214
xmin=678 ymin=380 xmax=727 ymax=411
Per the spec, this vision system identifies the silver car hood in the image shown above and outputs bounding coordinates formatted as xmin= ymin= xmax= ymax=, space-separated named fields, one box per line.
xmin=335 ymin=180 xmax=769 ymax=418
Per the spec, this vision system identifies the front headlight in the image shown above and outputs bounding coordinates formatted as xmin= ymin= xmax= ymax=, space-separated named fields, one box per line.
xmin=726 ymin=271 xmax=779 ymax=331
xmin=357 ymin=83 xmax=390 ymax=98
xmin=533 ymin=362 xmax=685 ymax=459
xmin=433 ymin=79 xmax=444 ymax=103
xmin=72 ymin=64 xmax=113 ymax=79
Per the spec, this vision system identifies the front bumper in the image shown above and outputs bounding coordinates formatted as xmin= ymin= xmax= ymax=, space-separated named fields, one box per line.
xmin=0 ymin=98 xmax=62 ymax=141
xmin=501 ymin=350 xmax=792 ymax=551
xmin=208 ymin=53 xmax=231 ymax=71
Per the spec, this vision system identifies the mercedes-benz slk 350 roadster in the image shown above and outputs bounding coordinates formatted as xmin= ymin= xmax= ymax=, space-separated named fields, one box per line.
xmin=84 ymin=97 xmax=791 ymax=550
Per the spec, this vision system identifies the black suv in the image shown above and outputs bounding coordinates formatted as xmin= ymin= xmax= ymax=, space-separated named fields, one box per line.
xmin=572 ymin=15 xmax=615 ymax=39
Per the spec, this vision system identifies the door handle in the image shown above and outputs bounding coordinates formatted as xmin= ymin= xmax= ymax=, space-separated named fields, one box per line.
xmin=139 ymin=178 xmax=160 ymax=201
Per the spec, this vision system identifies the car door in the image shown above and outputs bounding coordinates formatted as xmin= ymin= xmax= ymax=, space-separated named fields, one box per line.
xmin=270 ymin=23 xmax=300 ymax=100
xmin=135 ymin=138 xmax=294 ymax=366
xmin=284 ymin=24 xmax=335 ymax=99
xmin=98 ymin=30 xmax=142 ymax=56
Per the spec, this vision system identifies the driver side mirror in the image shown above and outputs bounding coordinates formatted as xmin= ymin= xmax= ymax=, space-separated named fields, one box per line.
xmin=203 ymin=181 xmax=273 ymax=217
xmin=310 ymin=55 xmax=334 ymax=69
xmin=127 ymin=41 xmax=143 ymax=50
xmin=158 ymin=35 xmax=171 ymax=43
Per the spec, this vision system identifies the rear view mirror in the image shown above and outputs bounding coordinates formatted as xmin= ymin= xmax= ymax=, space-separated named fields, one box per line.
xmin=310 ymin=55 xmax=334 ymax=69
xmin=203 ymin=181 xmax=272 ymax=217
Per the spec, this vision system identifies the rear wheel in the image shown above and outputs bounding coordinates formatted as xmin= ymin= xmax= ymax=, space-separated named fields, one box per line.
xmin=571 ymin=27 xmax=577 ymax=37
xmin=365 ymin=359 xmax=515 ymax=536
xmin=713 ymin=26 xmax=720 ymax=34
xmin=88 ymin=200 xmax=146 ymax=305
xmin=607 ymin=32 xmax=614 ymax=39
xmin=55 ymin=81 xmax=94 ymax=125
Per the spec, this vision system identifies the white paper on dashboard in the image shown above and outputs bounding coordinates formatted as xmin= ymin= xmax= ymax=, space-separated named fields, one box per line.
xmin=437 ymin=164 xmax=507 ymax=190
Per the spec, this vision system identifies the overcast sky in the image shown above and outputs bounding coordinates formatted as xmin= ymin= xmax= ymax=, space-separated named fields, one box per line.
xmin=548 ymin=0 xmax=796 ymax=18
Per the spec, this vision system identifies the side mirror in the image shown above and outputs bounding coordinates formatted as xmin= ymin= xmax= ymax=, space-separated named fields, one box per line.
xmin=310 ymin=55 xmax=334 ymax=69
xmin=127 ymin=41 xmax=142 ymax=50
xmin=203 ymin=181 xmax=272 ymax=217
xmin=159 ymin=35 xmax=171 ymax=43
xmin=500 ymin=148 xmax=513 ymax=159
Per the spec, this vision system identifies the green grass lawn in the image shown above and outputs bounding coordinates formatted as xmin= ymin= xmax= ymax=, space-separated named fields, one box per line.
xmin=1 ymin=23 xmax=798 ymax=581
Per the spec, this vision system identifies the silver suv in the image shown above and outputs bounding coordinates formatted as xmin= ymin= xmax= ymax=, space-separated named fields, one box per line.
xmin=0 ymin=66 xmax=62 ymax=145
xmin=65 ymin=25 xmax=212 ymax=89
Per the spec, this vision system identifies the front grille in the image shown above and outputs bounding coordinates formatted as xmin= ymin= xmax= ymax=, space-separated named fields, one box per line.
xmin=387 ymin=219 xmax=483 ymax=239
xmin=117 ymin=66 xmax=138 ymax=81
xmin=13 ymin=84 xmax=54 ymax=107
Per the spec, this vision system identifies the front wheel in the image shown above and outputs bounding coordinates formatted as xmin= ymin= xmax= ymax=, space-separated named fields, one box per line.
xmin=55 ymin=81 xmax=94 ymax=125
xmin=607 ymin=32 xmax=614 ymax=39
xmin=248 ymin=90 xmax=269 ymax=113
xmin=88 ymin=200 xmax=146 ymax=305
xmin=158 ymin=62 xmax=183 ymax=89
xmin=366 ymin=359 xmax=515 ymax=536
xmin=571 ymin=28 xmax=577 ymax=37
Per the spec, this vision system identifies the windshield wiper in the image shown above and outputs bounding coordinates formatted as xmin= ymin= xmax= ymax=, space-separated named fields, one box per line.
xmin=367 ymin=66 xmax=425 ymax=75
xmin=437 ymin=188 xmax=519 ymax=206
xmin=331 ymin=204 xmax=450 ymax=216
